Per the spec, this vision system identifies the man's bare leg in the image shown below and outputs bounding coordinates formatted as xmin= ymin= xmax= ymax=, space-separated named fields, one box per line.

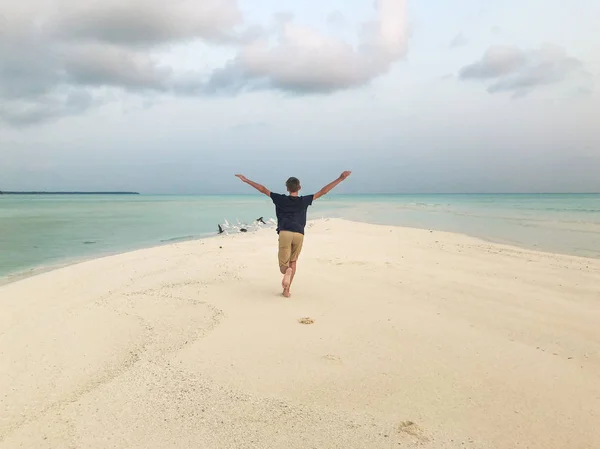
xmin=280 ymin=265 xmax=292 ymax=297
xmin=289 ymin=261 xmax=297 ymax=286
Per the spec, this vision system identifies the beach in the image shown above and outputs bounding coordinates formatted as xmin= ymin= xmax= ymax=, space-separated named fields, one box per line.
xmin=1 ymin=218 xmax=600 ymax=448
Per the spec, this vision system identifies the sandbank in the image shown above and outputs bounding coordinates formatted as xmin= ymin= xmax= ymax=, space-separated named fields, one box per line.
xmin=1 ymin=219 xmax=599 ymax=448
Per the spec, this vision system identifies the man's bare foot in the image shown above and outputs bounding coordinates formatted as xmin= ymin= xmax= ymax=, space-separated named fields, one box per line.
xmin=282 ymin=267 xmax=292 ymax=289
xmin=282 ymin=287 xmax=291 ymax=298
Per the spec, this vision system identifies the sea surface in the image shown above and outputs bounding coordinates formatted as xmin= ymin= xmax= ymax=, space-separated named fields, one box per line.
xmin=1 ymin=193 xmax=599 ymax=281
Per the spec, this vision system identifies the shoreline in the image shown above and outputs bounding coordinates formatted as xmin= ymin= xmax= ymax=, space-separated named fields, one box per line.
xmin=334 ymin=215 xmax=600 ymax=257
xmin=0 ymin=229 xmax=228 ymax=287
xmin=1 ymin=217 xmax=599 ymax=287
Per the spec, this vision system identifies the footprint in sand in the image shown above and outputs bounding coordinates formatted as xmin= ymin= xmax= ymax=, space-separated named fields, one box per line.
xmin=298 ymin=317 xmax=314 ymax=325
xmin=397 ymin=421 xmax=430 ymax=444
xmin=321 ymin=354 xmax=342 ymax=364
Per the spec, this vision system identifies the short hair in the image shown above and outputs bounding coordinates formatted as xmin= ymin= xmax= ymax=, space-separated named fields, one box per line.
xmin=285 ymin=177 xmax=301 ymax=193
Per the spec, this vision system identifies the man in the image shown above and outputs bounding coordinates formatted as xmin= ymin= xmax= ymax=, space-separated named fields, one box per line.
xmin=235 ymin=171 xmax=352 ymax=297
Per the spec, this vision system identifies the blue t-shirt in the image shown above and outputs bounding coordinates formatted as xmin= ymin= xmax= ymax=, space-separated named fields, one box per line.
xmin=270 ymin=192 xmax=314 ymax=234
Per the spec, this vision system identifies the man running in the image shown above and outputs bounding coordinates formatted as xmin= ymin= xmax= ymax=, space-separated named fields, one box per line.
xmin=235 ymin=171 xmax=352 ymax=297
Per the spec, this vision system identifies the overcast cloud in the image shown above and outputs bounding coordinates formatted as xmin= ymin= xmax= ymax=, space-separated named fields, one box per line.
xmin=1 ymin=0 xmax=599 ymax=194
xmin=205 ymin=0 xmax=407 ymax=94
xmin=50 ymin=0 xmax=244 ymax=46
xmin=449 ymin=33 xmax=468 ymax=49
xmin=0 ymin=0 xmax=407 ymax=125
xmin=459 ymin=44 xmax=589 ymax=96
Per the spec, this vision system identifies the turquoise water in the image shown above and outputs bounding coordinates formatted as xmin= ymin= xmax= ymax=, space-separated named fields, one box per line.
xmin=323 ymin=194 xmax=600 ymax=257
xmin=1 ymin=194 xmax=599 ymax=281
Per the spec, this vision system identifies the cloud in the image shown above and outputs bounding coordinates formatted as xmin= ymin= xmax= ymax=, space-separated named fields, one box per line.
xmin=0 ymin=90 xmax=96 ymax=126
xmin=0 ymin=0 xmax=244 ymax=126
xmin=205 ymin=0 xmax=407 ymax=95
xmin=0 ymin=0 xmax=407 ymax=126
xmin=62 ymin=43 xmax=172 ymax=91
xmin=449 ymin=33 xmax=468 ymax=48
xmin=458 ymin=44 xmax=589 ymax=96
xmin=327 ymin=11 xmax=347 ymax=29
xmin=49 ymin=0 xmax=244 ymax=46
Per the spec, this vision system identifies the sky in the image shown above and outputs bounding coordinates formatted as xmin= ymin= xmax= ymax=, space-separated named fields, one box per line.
xmin=0 ymin=0 xmax=599 ymax=194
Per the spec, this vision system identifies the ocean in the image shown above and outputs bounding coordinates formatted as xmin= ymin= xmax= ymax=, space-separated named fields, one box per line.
xmin=1 ymin=193 xmax=599 ymax=282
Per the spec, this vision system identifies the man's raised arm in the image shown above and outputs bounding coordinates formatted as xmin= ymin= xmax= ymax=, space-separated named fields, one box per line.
xmin=313 ymin=171 xmax=352 ymax=200
xmin=235 ymin=174 xmax=271 ymax=197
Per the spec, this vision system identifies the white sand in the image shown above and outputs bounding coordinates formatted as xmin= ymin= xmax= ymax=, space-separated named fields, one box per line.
xmin=1 ymin=218 xmax=599 ymax=449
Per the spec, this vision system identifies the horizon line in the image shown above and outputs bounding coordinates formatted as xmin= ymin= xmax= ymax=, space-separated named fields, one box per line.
xmin=2 ymin=191 xmax=599 ymax=196
xmin=144 ymin=191 xmax=600 ymax=195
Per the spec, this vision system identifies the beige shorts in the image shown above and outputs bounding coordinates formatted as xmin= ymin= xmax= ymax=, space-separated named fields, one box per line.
xmin=278 ymin=231 xmax=304 ymax=267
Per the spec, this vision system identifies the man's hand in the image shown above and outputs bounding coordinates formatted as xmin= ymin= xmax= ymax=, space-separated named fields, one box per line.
xmin=339 ymin=171 xmax=352 ymax=180
xmin=235 ymin=174 xmax=270 ymax=196
xmin=314 ymin=170 xmax=352 ymax=200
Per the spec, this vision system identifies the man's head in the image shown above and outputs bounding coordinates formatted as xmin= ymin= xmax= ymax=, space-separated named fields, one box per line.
xmin=285 ymin=177 xmax=301 ymax=194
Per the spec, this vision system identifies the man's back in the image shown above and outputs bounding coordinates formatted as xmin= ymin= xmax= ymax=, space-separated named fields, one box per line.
xmin=270 ymin=193 xmax=314 ymax=234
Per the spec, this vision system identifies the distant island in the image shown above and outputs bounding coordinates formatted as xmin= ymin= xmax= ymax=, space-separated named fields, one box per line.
xmin=0 ymin=191 xmax=140 ymax=195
